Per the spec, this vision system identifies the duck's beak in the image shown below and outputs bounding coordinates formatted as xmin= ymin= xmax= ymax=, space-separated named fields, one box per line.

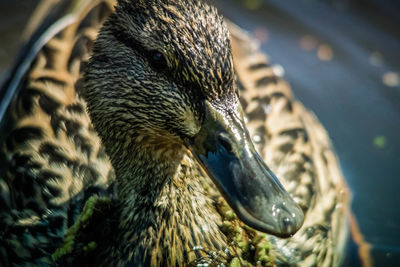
xmin=188 ymin=101 xmax=304 ymax=238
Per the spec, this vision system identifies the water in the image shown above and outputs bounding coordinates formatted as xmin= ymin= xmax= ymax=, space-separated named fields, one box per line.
xmin=1 ymin=0 xmax=400 ymax=266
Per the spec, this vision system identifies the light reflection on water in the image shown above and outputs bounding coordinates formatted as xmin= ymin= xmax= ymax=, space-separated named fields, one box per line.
xmin=1 ymin=0 xmax=400 ymax=266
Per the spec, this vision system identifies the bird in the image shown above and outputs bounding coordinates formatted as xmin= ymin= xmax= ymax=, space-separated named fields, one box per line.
xmin=0 ymin=0 xmax=351 ymax=266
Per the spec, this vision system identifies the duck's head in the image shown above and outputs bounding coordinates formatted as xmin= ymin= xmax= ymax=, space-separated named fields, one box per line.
xmin=83 ymin=0 xmax=303 ymax=238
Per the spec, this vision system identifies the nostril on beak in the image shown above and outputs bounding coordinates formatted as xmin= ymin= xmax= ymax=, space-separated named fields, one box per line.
xmin=217 ymin=134 xmax=233 ymax=154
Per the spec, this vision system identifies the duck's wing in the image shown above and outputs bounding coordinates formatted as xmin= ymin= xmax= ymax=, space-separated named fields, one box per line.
xmin=0 ymin=0 xmax=116 ymax=265
xmin=227 ymin=21 xmax=351 ymax=266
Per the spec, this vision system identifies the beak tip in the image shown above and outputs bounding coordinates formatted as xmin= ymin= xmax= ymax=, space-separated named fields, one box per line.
xmin=233 ymin=201 xmax=304 ymax=238
xmin=277 ymin=205 xmax=305 ymax=237
xmin=280 ymin=215 xmax=303 ymax=237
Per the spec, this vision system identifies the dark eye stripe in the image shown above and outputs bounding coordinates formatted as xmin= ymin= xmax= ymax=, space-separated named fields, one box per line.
xmin=110 ymin=24 xmax=168 ymax=72
xmin=110 ymin=25 xmax=147 ymax=55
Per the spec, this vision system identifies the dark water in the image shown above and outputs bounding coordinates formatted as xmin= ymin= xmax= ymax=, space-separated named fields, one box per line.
xmin=1 ymin=0 xmax=400 ymax=266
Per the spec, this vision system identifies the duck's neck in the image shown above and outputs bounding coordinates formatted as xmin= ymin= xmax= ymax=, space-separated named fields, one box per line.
xmin=108 ymin=140 xmax=228 ymax=266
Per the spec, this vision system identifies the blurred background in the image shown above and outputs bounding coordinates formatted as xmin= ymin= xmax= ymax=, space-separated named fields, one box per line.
xmin=1 ymin=0 xmax=399 ymax=266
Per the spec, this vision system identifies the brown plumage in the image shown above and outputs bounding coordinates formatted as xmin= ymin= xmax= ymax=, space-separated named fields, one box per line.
xmin=0 ymin=0 xmax=350 ymax=266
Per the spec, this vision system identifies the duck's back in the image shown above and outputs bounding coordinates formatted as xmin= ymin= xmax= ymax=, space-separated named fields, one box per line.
xmin=0 ymin=1 xmax=116 ymax=264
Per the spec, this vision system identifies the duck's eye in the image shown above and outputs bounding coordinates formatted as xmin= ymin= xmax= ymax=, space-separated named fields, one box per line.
xmin=148 ymin=50 xmax=168 ymax=71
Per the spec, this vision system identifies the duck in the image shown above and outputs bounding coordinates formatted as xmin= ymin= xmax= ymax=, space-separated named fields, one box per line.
xmin=0 ymin=0 xmax=351 ymax=266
